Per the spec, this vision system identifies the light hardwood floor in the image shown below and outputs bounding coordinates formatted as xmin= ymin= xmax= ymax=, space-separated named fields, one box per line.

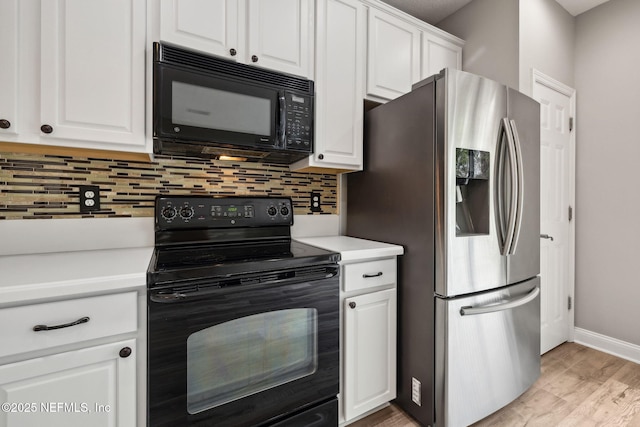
xmin=350 ymin=343 xmax=640 ymax=426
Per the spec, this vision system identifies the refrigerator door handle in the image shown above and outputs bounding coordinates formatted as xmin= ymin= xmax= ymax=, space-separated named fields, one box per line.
xmin=459 ymin=286 xmax=540 ymax=316
xmin=495 ymin=118 xmax=509 ymax=255
xmin=508 ymin=119 xmax=525 ymax=255
xmin=498 ymin=118 xmax=518 ymax=256
xmin=504 ymin=120 xmax=519 ymax=255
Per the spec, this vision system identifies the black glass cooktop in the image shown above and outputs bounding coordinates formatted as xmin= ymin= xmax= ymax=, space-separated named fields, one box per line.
xmin=148 ymin=239 xmax=339 ymax=287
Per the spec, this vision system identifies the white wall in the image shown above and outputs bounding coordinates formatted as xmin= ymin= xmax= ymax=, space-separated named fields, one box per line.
xmin=574 ymin=0 xmax=640 ymax=346
xmin=519 ymin=0 xmax=575 ymax=96
xmin=438 ymin=0 xmax=519 ymax=89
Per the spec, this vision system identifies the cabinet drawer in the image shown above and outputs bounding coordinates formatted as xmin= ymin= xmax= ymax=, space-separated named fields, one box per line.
xmin=342 ymin=258 xmax=396 ymax=292
xmin=0 ymin=292 xmax=138 ymax=358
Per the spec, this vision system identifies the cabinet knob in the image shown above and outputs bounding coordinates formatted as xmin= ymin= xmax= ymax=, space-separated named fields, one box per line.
xmin=251 ymin=55 xmax=259 ymax=63
xmin=318 ymin=154 xmax=324 ymax=160
xmin=349 ymin=302 xmax=356 ymax=309
xmin=119 ymin=347 xmax=132 ymax=358
xmin=40 ymin=124 xmax=53 ymax=134
xmin=0 ymin=119 xmax=10 ymax=129
xmin=229 ymin=48 xmax=237 ymax=56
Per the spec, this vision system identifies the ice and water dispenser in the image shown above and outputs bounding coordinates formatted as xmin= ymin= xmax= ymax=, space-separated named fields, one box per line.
xmin=455 ymin=148 xmax=490 ymax=236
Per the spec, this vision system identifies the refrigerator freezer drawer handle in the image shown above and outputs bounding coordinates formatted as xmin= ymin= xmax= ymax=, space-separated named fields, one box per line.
xmin=459 ymin=286 xmax=540 ymax=316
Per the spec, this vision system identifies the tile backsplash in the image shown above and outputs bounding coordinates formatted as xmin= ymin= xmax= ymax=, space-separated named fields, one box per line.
xmin=0 ymin=151 xmax=338 ymax=220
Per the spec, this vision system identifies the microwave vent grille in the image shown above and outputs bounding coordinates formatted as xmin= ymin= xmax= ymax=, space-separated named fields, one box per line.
xmin=159 ymin=43 xmax=313 ymax=94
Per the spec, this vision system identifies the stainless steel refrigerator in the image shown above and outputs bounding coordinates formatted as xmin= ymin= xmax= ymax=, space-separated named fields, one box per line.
xmin=346 ymin=68 xmax=541 ymax=427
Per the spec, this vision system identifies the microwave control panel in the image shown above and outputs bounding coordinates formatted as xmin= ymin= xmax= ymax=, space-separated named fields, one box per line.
xmin=284 ymin=91 xmax=313 ymax=150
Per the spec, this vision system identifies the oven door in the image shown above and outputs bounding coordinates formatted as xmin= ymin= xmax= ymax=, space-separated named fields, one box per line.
xmin=147 ymin=265 xmax=340 ymax=427
xmin=154 ymin=62 xmax=280 ymax=150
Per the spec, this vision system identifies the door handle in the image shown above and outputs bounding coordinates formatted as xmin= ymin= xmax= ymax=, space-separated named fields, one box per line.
xmin=508 ymin=120 xmax=524 ymax=255
xmin=33 ymin=316 xmax=90 ymax=331
xmin=459 ymin=286 xmax=540 ymax=316
xmin=540 ymin=234 xmax=554 ymax=241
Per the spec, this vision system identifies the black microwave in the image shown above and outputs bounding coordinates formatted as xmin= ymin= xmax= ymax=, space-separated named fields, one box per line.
xmin=153 ymin=42 xmax=314 ymax=164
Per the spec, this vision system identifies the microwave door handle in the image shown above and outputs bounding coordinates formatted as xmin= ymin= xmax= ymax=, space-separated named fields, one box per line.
xmin=278 ymin=92 xmax=287 ymax=148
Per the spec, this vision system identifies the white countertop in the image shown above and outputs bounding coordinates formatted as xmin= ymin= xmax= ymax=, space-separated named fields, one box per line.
xmin=295 ymin=235 xmax=403 ymax=262
xmin=0 ymin=247 xmax=153 ymax=307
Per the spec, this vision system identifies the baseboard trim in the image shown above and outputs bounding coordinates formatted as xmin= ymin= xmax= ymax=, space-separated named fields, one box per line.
xmin=574 ymin=327 xmax=640 ymax=364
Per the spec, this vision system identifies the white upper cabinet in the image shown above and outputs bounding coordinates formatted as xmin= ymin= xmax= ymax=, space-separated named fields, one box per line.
xmin=421 ymin=30 xmax=462 ymax=80
xmin=247 ymin=0 xmax=313 ymax=78
xmin=364 ymin=0 xmax=463 ymax=102
xmin=3 ymin=0 xmax=148 ymax=154
xmin=160 ymin=0 xmax=314 ymax=79
xmin=160 ymin=0 xmax=239 ymax=60
xmin=291 ymin=0 xmax=365 ymax=172
xmin=40 ymin=0 xmax=146 ymax=150
xmin=0 ymin=0 xmax=19 ymax=137
xmin=366 ymin=7 xmax=420 ymax=101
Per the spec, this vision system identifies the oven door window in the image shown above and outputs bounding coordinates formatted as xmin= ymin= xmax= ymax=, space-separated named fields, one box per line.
xmin=186 ymin=308 xmax=318 ymax=414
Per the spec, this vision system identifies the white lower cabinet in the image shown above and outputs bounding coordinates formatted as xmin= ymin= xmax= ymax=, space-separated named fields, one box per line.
xmin=343 ymin=287 xmax=397 ymax=422
xmin=0 ymin=339 xmax=136 ymax=427
xmin=339 ymin=255 xmax=399 ymax=425
xmin=294 ymin=236 xmax=403 ymax=425
xmin=0 ymin=292 xmax=140 ymax=427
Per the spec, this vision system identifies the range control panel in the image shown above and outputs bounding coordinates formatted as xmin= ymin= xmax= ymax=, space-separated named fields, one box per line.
xmin=155 ymin=196 xmax=293 ymax=230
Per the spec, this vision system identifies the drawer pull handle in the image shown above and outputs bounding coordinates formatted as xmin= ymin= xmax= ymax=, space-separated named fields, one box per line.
xmin=33 ymin=316 xmax=90 ymax=332
xmin=362 ymin=272 xmax=383 ymax=278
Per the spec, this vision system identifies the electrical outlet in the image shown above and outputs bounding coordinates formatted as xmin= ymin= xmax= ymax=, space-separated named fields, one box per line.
xmin=310 ymin=192 xmax=321 ymax=212
xmin=411 ymin=377 xmax=422 ymax=406
xmin=79 ymin=185 xmax=101 ymax=213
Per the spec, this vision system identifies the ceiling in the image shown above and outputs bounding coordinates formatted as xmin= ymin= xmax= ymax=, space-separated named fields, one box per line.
xmin=380 ymin=0 xmax=612 ymax=25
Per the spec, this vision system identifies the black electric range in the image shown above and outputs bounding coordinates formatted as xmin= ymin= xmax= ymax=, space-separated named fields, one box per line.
xmin=146 ymin=196 xmax=340 ymax=427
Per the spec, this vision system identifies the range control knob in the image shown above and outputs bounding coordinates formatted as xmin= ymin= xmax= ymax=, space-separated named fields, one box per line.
xmin=179 ymin=206 xmax=194 ymax=219
xmin=280 ymin=206 xmax=290 ymax=216
xmin=267 ymin=206 xmax=278 ymax=217
xmin=161 ymin=206 xmax=177 ymax=220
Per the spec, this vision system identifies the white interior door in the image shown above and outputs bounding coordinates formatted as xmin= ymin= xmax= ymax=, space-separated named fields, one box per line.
xmin=532 ymin=70 xmax=575 ymax=354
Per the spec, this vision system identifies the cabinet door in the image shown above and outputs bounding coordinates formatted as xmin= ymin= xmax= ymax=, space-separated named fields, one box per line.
xmin=160 ymin=0 xmax=239 ymax=60
xmin=344 ymin=288 xmax=397 ymax=421
xmin=247 ymin=0 xmax=313 ymax=78
xmin=366 ymin=8 xmax=420 ymax=101
xmin=421 ymin=32 xmax=462 ymax=80
xmin=40 ymin=0 xmax=146 ymax=150
xmin=0 ymin=340 xmax=136 ymax=427
xmin=0 ymin=0 xmax=19 ymax=137
xmin=312 ymin=0 xmax=364 ymax=170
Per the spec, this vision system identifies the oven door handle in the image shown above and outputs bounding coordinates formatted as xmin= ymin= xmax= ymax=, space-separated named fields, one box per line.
xmin=149 ymin=266 xmax=340 ymax=303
